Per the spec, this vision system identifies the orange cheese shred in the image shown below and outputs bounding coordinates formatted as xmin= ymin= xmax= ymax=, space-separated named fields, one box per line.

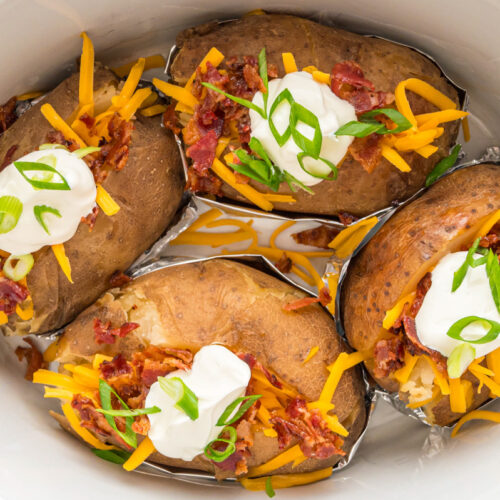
xmin=171 ymin=230 xmax=254 ymax=248
xmin=0 ymin=311 xmax=7 ymax=325
xmin=240 ymin=467 xmax=332 ymax=491
xmin=449 ymin=378 xmax=467 ymax=414
xmin=486 ymin=348 xmax=500 ymax=384
xmin=383 ymin=292 xmax=416 ymax=330
xmin=123 ymin=436 xmax=156 ymax=471
xmin=185 ymin=208 xmax=224 ymax=232
xmin=475 ymin=209 xmax=500 ymax=239
xmin=247 ymin=444 xmax=304 ymax=477
xmin=41 ymin=104 xmax=87 ymax=148
xmin=62 ymin=402 xmax=115 ymax=450
xmin=96 ymin=184 xmax=120 ymax=216
xmin=381 ymin=145 xmax=412 ymax=172
xmin=303 ymin=346 xmax=319 ymax=364
xmin=425 ymin=356 xmax=450 ymax=395
xmin=270 ymin=220 xmax=295 ymax=248
xmin=452 ymin=410 xmax=500 ymax=438
xmin=394 ymin=351 xmax=419 ymax=384
xmin=112 ymin=54 xmax=166 ymax=78
xmin=15 ymin=302 xmax=34 ymax=321
xmin=119 ymin=87 xmax=152 ymax=121
xmin=140 ymin=104 xmax=167 ymax=117
xmin=152 ymin=78 xmax=198 ymax=111
xmin=78 ymin=32 xmax=95 ymax=115
xmin=282 ymin=53 xmax=298 ymax=73
xmin=328 ymin=216 xmax=378 ymax=259
xmin=51 ymin=244 xmax=73 ymax=284
xmin=261 ymin=194 xmax=296 ymax=203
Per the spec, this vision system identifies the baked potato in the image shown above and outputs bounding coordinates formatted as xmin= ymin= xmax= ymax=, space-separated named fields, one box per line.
xmin=160 ymin=12 xmax=464 ymax=217
xmin=342 ymin=163 xmax=500 ymax=426
xmin=0 ymin=55 xmax=184 ymax=335
xmin=35 ymin=259 xmax=367 ymax=487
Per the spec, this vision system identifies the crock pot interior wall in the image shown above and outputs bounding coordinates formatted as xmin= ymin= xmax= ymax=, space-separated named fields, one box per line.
xmin=1 ymin=2 xmax=499 ymax=500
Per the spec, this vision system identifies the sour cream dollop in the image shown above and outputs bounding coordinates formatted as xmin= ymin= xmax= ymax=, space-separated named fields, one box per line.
xmin=145 ymin=345 xmax=251 ymax=461
xmin=249 ymin=71 xmax=356 ymax=186
xmin=415 ymin=251 xmax=500 ymax=358
xmin=0 ymin=148 xmax=96 ymax=255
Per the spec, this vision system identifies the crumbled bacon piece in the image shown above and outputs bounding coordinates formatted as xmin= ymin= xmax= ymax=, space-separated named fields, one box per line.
xmin=79 ymin=112 xmax=95 ymax=129
xmin=409 ymin=273 xmax=432 ymax=317
xmin=0 ymin=144 xmax=18 ymax=171
xmin=234 ymin=172 xmax=250 ymax=184
xmin=480 ymin=224 xmax=500 ymax=254
xmin=270 ymin=397 xmax=345 ymax=459
xmin=0 ymin=96 xmax=17 ymax=133
xmin=331 ymin=61 xmax=394 ymax=115
xmin=275 ymin=253 xmax=292 ymax=273
xmin=163 ymin=103 xmax=181 ymax=136
xmin=319 ymin=286 xmax=332 ymax=307
xmin=186 ymin=129 xmax=218 ymax=174
xmin=81 ymin=206 xmax=99 ymax=230
xmin=109 ymin=270 xmax=131 ymax=288
xmin=93 ymin=318 xmax=139 ymax=345
xmin=338 ymin=212 xmax=359 ymax=226
xmin=187 ymin=168 xmax=223 ymax=196
xmin=291 ymin=224 xmax=340 ymax=249
xmin=348 ymin=133 xmax=383 ymax=173
xmin=46 ymin=130 xmax=79 ymax=151
xmin=0 ymin=277 xmax=29 ymax=315
xmin=99 ymin=354 xmax=133 ymax=380
xmin=238 ymin=352 xmax=257 ymax=369
xmin=373 ymin=337 xmax=405 ymax=378
xmin=15 ymin=337 xmax=47 ymax=381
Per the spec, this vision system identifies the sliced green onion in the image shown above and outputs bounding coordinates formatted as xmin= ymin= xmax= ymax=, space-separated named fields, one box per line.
xmin=283 ymin=171 xmax=314 ymax=195
xmin=216 ymin=395 xmax=261 ymax=426
xmin=425 ymin=145 xmax=461 ymax=187
xmin=447 ymin=316 xmax=500 ymax=344
xmin=447 ymin=342 xmax=476 ymax=378
xmin=158 ymin=376 xmax=199 ymax=421
xmin=235 ymin=149 xmax=271 ymax=183
xmin=268 ymin=88 xmax=294 ymax=146
xmin=3 ymin=254 xmax=34 ymax=282
xmin=359 ymin=108 xmax=412 ymax=135
xmin=91 ymin=448 xmax=131 ymax=465
xmin=297 ymin=153 xmax=337 ymax=180
xmin=74 ymin=146 xmax=101 ymax=159
xmin=265 ymin=477 xmax=276 ymax=498
xmin=452 ymin=238 xmax=481 ymax=292
xmin=33 ymin=205 xmax=61 ymax=235
xmin=335 ymin=108 xmax=412 ymax=138
xmin=37 ymin=154 xmax=57 ymax=168
xmin=204 ymin=426 xmax=237 ymax=462
xmin=99 ymin=379 xmax=137 ymax=448
xmin=289 ymin=101 xmax=322 ymax=159
xmin=39 ymin=143 xmax=69 ymax=151
xmin=96 ymin=406 xmax=161 ymax=418
xmin=258 ymin=48 xmax=269 ymax=113
xmin=0 ymin=196 xmax=23 ymax=234
xmin=201 ymin=82 xmax=266 ymax=119
xmin=334 ymin=120 xmax=384 ymax=137
xmin=14 ymin=161 xmax=71 ymax=191
xmin=486 ymin=249 xmax=500 ymax=313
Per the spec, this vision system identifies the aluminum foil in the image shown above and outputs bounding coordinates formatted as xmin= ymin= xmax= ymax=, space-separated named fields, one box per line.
xmin=335 ymin=150 xmax=500 ymax=430
xmin=161 ymin=16 xmax=468 ymax=225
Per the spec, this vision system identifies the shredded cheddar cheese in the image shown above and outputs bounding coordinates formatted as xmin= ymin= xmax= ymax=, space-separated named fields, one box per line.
xmin=185 ymin=208 xmax=224 ymax=232
xmin=452 ymin=410 xmax=500 ymax=438
xmin=475 ymin=209 xmax=500 ymax=239
xmin=171 ymin=230 xmax=254 ymax=248
xmin=51 ymin=244 xmax=73 ymax=283
xmin=381 ymin=145 xmax=412 ymax=172
xmin=119 ymin=87 xmax=152 ymax=121
xmin=92 ymin=353 xmax=113 ymax=370
xmin=15 ymin=302 xmax=33 ymax=321
xmin=240 ymin=467 xmax=332 ymax=491
xmin=383 ymin=292 xmax=416 ymax=330
xmin=62 ymin=402 xmax=115 ymax=450
xmin=17 ymin=91 xmax=44 ymax=100
xmin=449 ymin=378 xmax=467 ymax=414
xmin=394 ymin=351 xmax=418 ymax=384
xmin=206 ymin=219 xmax=258 ymax=248
xmin=96 ymin=184 xmax=120 ymax=215
xmin=261 ymin=193 xmax=296 ymax=203
xmin=325 ymin=271 xmax=339 ymax=315
xmin=425 ymin=356 xmax=450 ymax=395
xmin=282 ymin=53 xmax=298 ymax=73
xmin=112 ymin=54 xmax=166 ymax=78
xmin=0 ymin=311 xmax=7 ymax=325
xmin=248 ymin=444 xmax=304 ymax=477
xmin=312 ymin=70 xmax=330 ymax=85
xmin=123 ymin=436 xmax=156 ymax=471
xmin=140 ymin=104 xmax=167 ymax=117
xmin=303 ymin=346 xmax=319 ymax=364
xmin=43 ymin=340 xmax=60 ymax=363
xmin=78 ymin=32 xmax=95 ymax=116
xmin=328 ymin=216 xmax=378 ymax=258
xmin=41 ymin=104 xmax=87 ymax=149
xmin=487 ymin=348 xmax=500 ymax=384
xmin=153 ymin=78 xmax=198 ymax=111
xmin=270 ymin=220 xmax=295 ymax=248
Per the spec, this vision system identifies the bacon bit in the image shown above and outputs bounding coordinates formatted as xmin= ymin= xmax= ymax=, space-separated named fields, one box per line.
xmin=80 ymin=206 xmax=99 ymax=230
xmin=46 ymin=130 xmax=79 ymax=151
xmin=131 ymin=415 xmax=151 ymax=435
xmin=409 ymin=273 xmax=432 ymax=317
xmin=0 ymin=96 xmax=17 ymax=133
xmin=373 ymin=337 xmax=405 ymax=378
xmin=163 ymin=102 xmax=182 ymax=136
xmin=331 ymin=61 xmax=394 ymax=115
xmin=15 ymin=337 xmax=47 ymax=381
xmin=93 ymin=318 xmax=139 ymax=345
xmin=79 ymin=112 xmax=95 ymax=129
xmin=186 ymin=129 xmax=218 ymax=174
xmin=348 ymin=133 xmax=383 ymax=173
xmin=275 ymin=253 xmax=292 ymax=273
xmin=0 ymin=144 xmax=18 ymax=172
xmin=319 ymin=286 xmax=332 ymax=307
xmin=109 ymin=270 xmax=131 ymax=288
xmin=243 ymin=63 xmax=266 ymax=92
xmin=283 ymin=296 xmax=321 ymax=311
xmin=187 ymin=167 xmax=223 ymax=196
xmin=271 ymin=397 xmax=344 ymax=459
xmin=99 ymin=354 xmax=133 ymax=380
xmin=480 ymin=224 xmax=500 ymax=254
xmin=292 ymin=224 xmax=340 ymax=249
xmin=234 ymin=172 xmax=250 ymax=184
xmin=261 ymin=365 xmax=283 ymax=389
xmin=0 ymin=277 xmax=29 ymax=315
xmin=338 ymin=212 xmax=359 ymax=226
xmin=238 ymin=352 xmax=257 ymax=369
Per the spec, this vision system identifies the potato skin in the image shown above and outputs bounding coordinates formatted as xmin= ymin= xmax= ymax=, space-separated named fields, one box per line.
xmin=172 ymin=13 xmax=460 ymax=217
xmin=342 ymin=164 xmax=500 ymax=425
xmin=0 ymin=69 xmax=184 ymax=335
xmin=56 ymin=259 xmax=367 ymax=476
